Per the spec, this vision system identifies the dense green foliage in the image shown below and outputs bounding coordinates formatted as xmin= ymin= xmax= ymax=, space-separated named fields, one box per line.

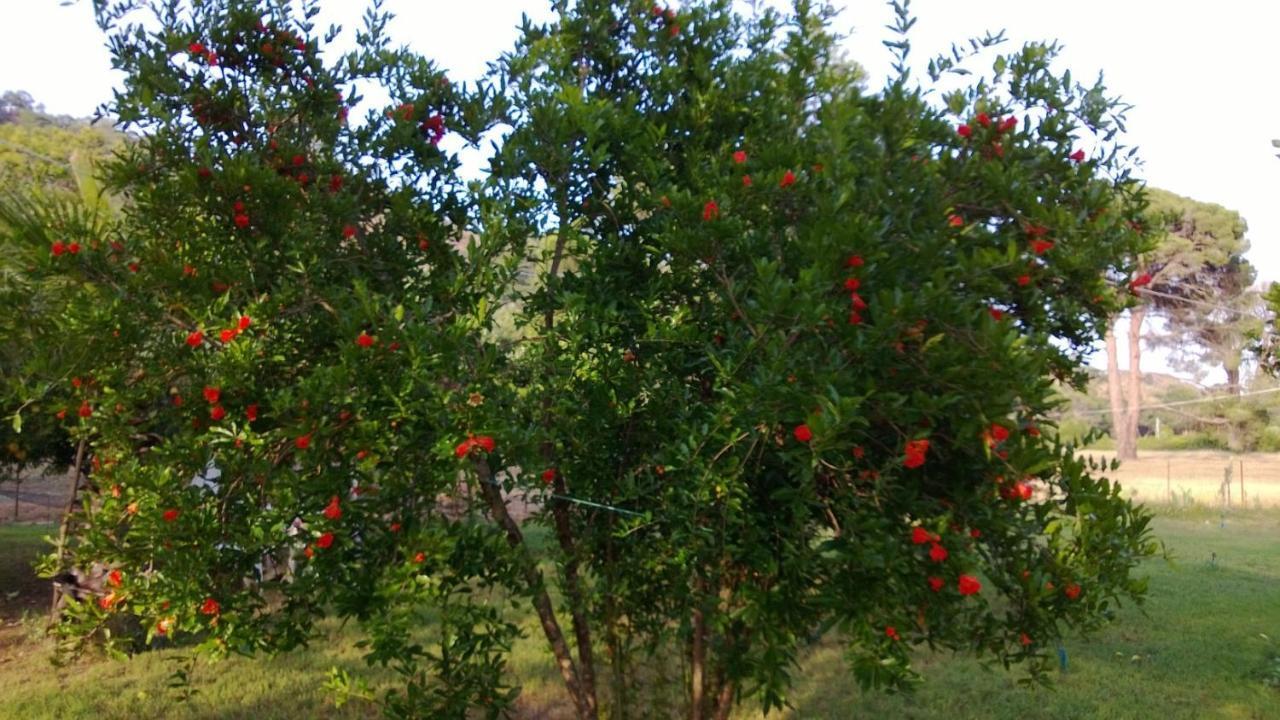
xmin=0 ymin=1 xmax=1160 ymax=717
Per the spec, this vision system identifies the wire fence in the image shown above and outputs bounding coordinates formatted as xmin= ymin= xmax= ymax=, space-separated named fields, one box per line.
xmin=1080 ymin=451 xmax=1280 ymax=508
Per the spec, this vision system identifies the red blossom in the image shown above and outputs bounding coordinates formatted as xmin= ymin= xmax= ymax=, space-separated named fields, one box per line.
xmin=98 ymin=592 xmax=117 ymax=611
xmin=238 ymin=315 xmax=252 ymax=330
xmin=793 ymin=424 xmax=813 ymax=443
xmin=342 ymin=224 xmax=357 ymax=239
xmin=702 ymin=200 xmax=720 ymax=222
xmin=732 ymin=150 xmax=747 ymax=164
xmin=1020 ymin=633 xmax=1032 ymax=646
xmin=884 ymin=626 xmax=900 ymax=641
xmin=68 ymin=242 xmax=81 ymax=254
xmin=246 ymin=404 xmax=259 ymax=422
xmin=421 ymin=113 xmax=446 ymax=145
xmin=928 ymin=543 xmax=948 ymax=563
xmin=1065 ymin=582 xmax=1082 ymax=600
xmin=210 ymin=405 xmax=226 ymax=422
xmin=316 ymin=532 xmax=334 ymax=549
xmin=541 ymin=468 xmax=557 ymax=485
xmin=947 ymin=214 xmax=964 ymax=228
xmin=1016 ymin=274 xmax=1031 ymax=287
xmin=108 ymin=569 xmax=123 ymax=587
xmin=51 ymin=241 xmax=66 ymax=256
xmin=163 ymin=508 xmax=180 ymax=522
xmin=329 ymin=174 xmax=343 ymax=192
xmin=958 ymin=574 xmax=982 ymax=596
xmin=988 ymin=424 xmax=1010 ymax=444
xmin=414 ymin=551 xmax=426 ymax=564
xmin=234 ymin=213 xmax=250 ymax=228
xmin=1129 ymin=273 xmax=1152 ymax=291
xmin=304 ymin=545 xmax=315 ymax=559
xmin=852 ymin=445 xmax=865 ymax=459
xmin=843 ymin=278 xmax=861 ymax=292
xmin=155 ymin=617 xmax=173 ymax=636
xmin=1069 ymin=149 xmax=1086 ymax=163
xmin=903 ymin=438 xmax=930 ymax=468
xmin=295 ymin=434 xmax=311 ymax=450
xmin=911 ymin=527 xmax=931 ymax=545
xmin=850 ymin=293 xmax=867 ymax=311
xmin=203 ymin=386 xmax=221 ymax=404
xmin=957 ymin=124 xmax=972 ymax=138
xmin=928 ymin=576 xmax=944 ymax=592
xmin=779 ymin=170 xmax=796 ymax=188
xmin=976 ymin=112 xmax=991 ymax=127
xmin=989 ymin=307 xmax=1005 ymax=321
xmin=845 ymin=255 xmax=864 ymax=268
xmin=741 ymin=174 xmax=752 ymax=187
xmin=1001 ymin=116 xmax=1018 ymax=132
xmin=389 ymin=522 xmax=401 ymax=533
xmin=200 ymin=597 xmax=220 ymax=616
xmin=1030 ymin=239 xmax=1055 ymax=255
xmin=219 ymin=328 xmax=237 ymax=343
xmin=970 ymin=528 xmax=981 ymax=538
xmin=356 ymin=331 xmax=375 ymax=348
xmin=323 ymin=495 xmax=342 ymax=521
xmin=78 ymin=402 xmax=92 ymax=418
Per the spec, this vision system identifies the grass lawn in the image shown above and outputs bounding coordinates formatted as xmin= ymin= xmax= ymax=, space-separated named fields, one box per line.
xmin=1 ymin=510 xmax=1278 ymax=719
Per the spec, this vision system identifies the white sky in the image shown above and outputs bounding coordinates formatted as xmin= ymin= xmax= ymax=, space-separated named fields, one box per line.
xmin=3 ymin=0 xmax=1277 ymax=383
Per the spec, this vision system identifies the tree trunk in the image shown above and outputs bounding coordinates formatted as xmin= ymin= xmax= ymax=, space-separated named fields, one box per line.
xmin=1105 ymin=320 xmax=1133 ymax=459
xmin=474 ymin=459 xmax=597 ymax=720
xmin=1225 ymin=362 xmax=1244 ymax=451
xmin=50 ymin=439 xmax=87 ymax=622
xmin=1122 ymin=308 xmax=1145 ymax=460
xmin=690 ymin=602 xmax=706 ymax=720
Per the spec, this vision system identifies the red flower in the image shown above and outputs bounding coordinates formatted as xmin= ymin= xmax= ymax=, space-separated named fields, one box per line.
xmin=98 ymin=592 xmax=117 ymax=611
xmin=957 ymin=574 xmax=982 ymax=596
xmin=845 ymin=255 xmax=864 ymax=268
xmin=389 ymin=522 xmax=401 ymax=533
xmin=702 ymin=200 xmax=720 ymax=222
xmin=989 ymin=424 xmax=1010 ymax=444
xmin=1069 ymin=149 xmax=1086 ymax=163
xmin=455 ymin=435 xmax=496 ymax=458
xmin=421 ymin=113 xmax=446 ymax=145
xmin=668 ymin=22 xmax=680 ymax=37
xmin=884 ymin=626 xmax=900 ymax=641
xmin=51 ymin=241 xmax=66 ymax=256
xmin=928 ymin=576 xmax=944 ymax=592
xmin=210 ymin=405 xmax=226 ymax=422
xmin=911 ymin=527 xmax=931 ymax=545
xmin=323 ymin=495 xmax=342 ymax=521
xmin=852 ymin=445 xmax=865 ymax=459
xmin=128 ymin=262 xmax=140 ymax=273
xmin=200 ymin=597 xmax=220 ymax=616
xmin=238 ymin=315 xmax=252 ymax=330
xmin=356 ymin=449 xmax=369 ymax=461
xmin=957 ymin=124 xmax=972 ymax=138
xmin=541 ymin=468 xmax=557 ymax=485
xmin=741 ymin=174 xmax=752 ymax=187
xmin=947 ymin=214 xmax=964 ymax=228
xmin=203 ymin=386 xmax=221 ymax=404
xmin=474 ymin=435 xmax=495 ymax=453
xmin=356 ymin=331 xmax=374 ymax=348
xmin=1129 ymin=272 xmax=1152 ymax=291
xmin=163 ymin=508 xmax=180 ymax=522
xmin=68 ymin=242 xmax=81 ymax=254
xmin=108 ymin=569 xmax=123 ymax=587
xmin=155 ymin=617 xmax=173 ymax=636
xmin=189 ymin=41 xmax=205 ymax=54
xmin=291 ymin=154 xmax=305 ymax=167
xmin=329 ymin=174 xmax=344 ymax=192
xmin=847 ymin=311 xmax=863 ymax=325
xmin=843 ymin=278 xmax=861 ymax=292
xmin=793 ymin=424 xmax=813 ymax=443
xmin=78 ymin=402 xmax=92 ymax=418
xmin=316 ymin=532 xmax=334 ymax=549
xmin=219 ymin=328 xmax=236 ymax=343
xmin=342 ymin=224 xmax=357 ymax=239
xmin=245 ymin=404 xmax=259 ymax=422
xmin=295 ymin=434 xmax=311 ymax=450
xmin=1020 ymin=632 xmax=1032 ymax=646
xmin=1001 ymin=116 xmax=1018 ymax=132
xmin=414 ymin=551 xmax=426 ymax=564
xmin=928 ymin=543 xmax=948 ymax=563
xmin=970 ymin=528 xmax=981 ymax=538
xmin=304 ymin=545 xmax=315 ymax=559
xmin=732 ymin=150 xmax=747 ymax=164
xmin=234 ymin=213 xmax=250 ymax=228
xmin=1064 ymin=582 xmax=1082 ymax=600
xmin=903 ymin=438 xmax=930 ymax=468
xmin=1030 ymin=239 xmax=1055 ymax=255
xmin=1016 ymin=274 xmax=1031 ymax=287
xmin=976 ymin=112 xmax=991 ymax=128
xmin=989 ymin=307 xmax=1004 ymax=321
xmin=850 ymin=293 xmax=867 ymax=311
xmin=1025 ymin=425 xmax=1040 ymax=437
xmin=779 ymin=170 xmax=796 ymax=188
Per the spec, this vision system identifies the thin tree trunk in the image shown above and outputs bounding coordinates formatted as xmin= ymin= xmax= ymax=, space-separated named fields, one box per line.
xmin=50 ymin=439 xmax=87 ymax=621
xmin=1105 ymin=320 xmax=1132 ymax=459
xmin=474 ymin=459 xmax=596 ymax=720
xmin=712 ymin=680 xmax=736 ymax=720
xmin=690 ymin=602 xmax=706 ymax=720
xmin=1123 ymin=307 xmax=1145 ymax=460
xmin=1225 ymin=363 xmax=1244 ymax=451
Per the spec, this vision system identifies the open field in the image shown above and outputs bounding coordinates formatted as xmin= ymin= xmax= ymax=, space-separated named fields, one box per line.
xmin=1082 ymin=450 xmax=1280 ymax=508
xmin=1 ymin=509 xmax=1278 ymax=719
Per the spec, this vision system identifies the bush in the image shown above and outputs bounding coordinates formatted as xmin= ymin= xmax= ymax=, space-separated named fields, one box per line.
xmin=5 ymin=1 xmax=1157 ymax=718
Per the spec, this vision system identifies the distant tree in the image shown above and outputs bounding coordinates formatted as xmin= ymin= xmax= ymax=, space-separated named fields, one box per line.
xmin=1106 ymin=188 xmax=1254 ymax=456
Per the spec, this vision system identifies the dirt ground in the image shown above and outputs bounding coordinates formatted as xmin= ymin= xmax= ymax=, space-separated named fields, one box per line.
xmin=1082 ymin=449 xmax=1280 ymax=508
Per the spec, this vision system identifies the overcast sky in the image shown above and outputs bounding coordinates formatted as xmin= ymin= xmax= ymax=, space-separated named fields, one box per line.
xmin=3 ymin=0 xmax=1277 ymax=383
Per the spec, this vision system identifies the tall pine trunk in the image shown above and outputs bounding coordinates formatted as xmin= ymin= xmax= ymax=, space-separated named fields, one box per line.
xmin=1105 ymin=320 xmax=1133 ymax=459
xmin=1122 ymin=308 xmax=1145 ymax=460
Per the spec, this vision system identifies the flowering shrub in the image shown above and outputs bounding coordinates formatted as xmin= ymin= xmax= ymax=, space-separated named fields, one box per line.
xmin=6 ymin=1 xmax=1157 ymax=718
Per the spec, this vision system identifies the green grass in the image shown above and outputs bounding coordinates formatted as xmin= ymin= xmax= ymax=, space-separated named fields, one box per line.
xmin=1 ymin=512 xmax=1278 ymax=719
